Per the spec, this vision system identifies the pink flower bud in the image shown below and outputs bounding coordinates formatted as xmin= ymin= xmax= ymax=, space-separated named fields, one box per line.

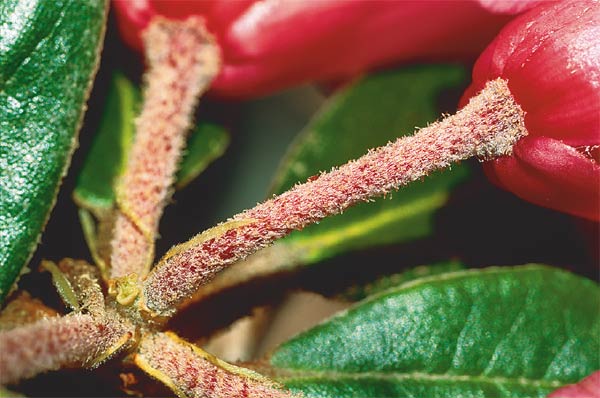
xmin=462 ymin=0 xmax=600 ymax=220
xmin=113 ymin=0 xmax=538 ymax=98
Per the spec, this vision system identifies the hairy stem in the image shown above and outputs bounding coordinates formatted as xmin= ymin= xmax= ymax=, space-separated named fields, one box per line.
xmin=109 ymin=17 xmax=220 ymax=279
xmin=134 ymin=332 xmax=298 ymax=398
xmin=0 ymin=313 xmax=131 ymax=384
xmin=142 ymin=78 xmax=527 ymax=317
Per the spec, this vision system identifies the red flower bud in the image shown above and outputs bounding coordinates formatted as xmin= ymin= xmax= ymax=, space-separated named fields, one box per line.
xmin=548 ymin=371 xmax=600 ymax=398
xmin=113 ymin=0 xmax=537 ymax=98
xmin=461 ymin=0 xmax=600 ymax=221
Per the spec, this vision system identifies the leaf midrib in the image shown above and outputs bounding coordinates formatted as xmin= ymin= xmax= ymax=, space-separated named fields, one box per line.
xmin=277 ymin=369 xmax=565 ymax=390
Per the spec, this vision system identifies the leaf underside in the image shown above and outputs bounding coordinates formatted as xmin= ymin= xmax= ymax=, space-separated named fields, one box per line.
xmin=270 ymin=265 xmax=600 ymax=398
xmin=0 ymin=0 xmax=108 ymax=302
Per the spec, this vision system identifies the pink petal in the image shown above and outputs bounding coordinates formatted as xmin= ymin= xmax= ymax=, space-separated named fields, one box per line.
xmin=548 ymin=371 xmax=600 ymax=398
xmin=484 ymin=136 xmax=600 ymax=220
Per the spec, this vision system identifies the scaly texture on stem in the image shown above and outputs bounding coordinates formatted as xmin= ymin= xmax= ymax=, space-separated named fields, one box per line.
xmin=0 ymin=313 xmax=132 ymax=384
xmin=142 ymin=78 xmax=527 ymax=317
xmin=109 ymin=17 xmax=220 ymax=279
xmin=134 ymin=332 xmax=298 ymax=398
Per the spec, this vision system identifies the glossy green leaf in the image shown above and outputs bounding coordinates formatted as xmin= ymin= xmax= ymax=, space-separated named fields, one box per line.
xmin=73 ymin=73 xmax=229 ymax=212
xmin=270 ymin=265 xmax=600 ymax=398
xmin=0 ymin=0 xmax=108 ymax=302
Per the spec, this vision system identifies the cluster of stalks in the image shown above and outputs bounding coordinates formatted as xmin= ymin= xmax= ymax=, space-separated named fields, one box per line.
xmin=0 ymin=17 xmax=527 ymax=398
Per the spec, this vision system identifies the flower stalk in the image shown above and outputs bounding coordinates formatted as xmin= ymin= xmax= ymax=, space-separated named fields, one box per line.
xmin=109 ymin=17 xmax=220 ymax=279
xmin=0 ymin=313 xmax=132 ymax=385
xmin=141 ymin=78 xmax=528 ymax=317
xmin=134 ymin=332 xmax=297 ymax=398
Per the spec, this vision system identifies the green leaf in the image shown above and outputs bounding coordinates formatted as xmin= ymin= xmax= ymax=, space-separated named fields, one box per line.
xmin=274 ymin=65 xmax=470 ymax=263
xmin=270 ymin=265 xmax=600 ymax=398
xmin=0 ymin=0 xmax=108 ymax=302
xmin=73 ymin=73 xmax=139 ymax=211
xmin=40 ymin=260 xmax=79 ymax=311
xmin=73 ymin=72 xmax=229 ymax=212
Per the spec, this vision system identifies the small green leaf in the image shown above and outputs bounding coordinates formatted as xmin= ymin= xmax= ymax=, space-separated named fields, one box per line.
xmin=73 ymin=73 xmax=139 ymax=211
xmin=40 ymin=261 xmax=79 ymax=311
xmin=270 ymin=265 xmax=600 ymax=398
xmin=343 ymin=260 xmax=465 ymax=301
xmin=0 ymin=0 xmax=108 ymax=302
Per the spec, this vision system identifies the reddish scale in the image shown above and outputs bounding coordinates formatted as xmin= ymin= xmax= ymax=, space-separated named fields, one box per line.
xmin=462 ymin=0 xmax=600 ymax=220
xmin=206 ymin=366 xmax=218 ymax=394
xmin=184 ymin=361 xmax=199 ymax=391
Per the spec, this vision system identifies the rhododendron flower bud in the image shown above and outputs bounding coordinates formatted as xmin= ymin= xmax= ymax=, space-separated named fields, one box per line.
xmin=461 ymin=0 xmax=600 ymax=221
xmin=113 ymin=0 xmax=539 ymax=98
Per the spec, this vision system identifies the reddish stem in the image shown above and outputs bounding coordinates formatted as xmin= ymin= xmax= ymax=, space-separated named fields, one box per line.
xmin=135 ymin=332 xmax=297 ymax=398
xmin=0 ymin=313 xmax=131 ymax=384
xmin=142 ymin=78 xmax=527 ymax=317
xmin=109 ymin=17 xmax=220 ymax=279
